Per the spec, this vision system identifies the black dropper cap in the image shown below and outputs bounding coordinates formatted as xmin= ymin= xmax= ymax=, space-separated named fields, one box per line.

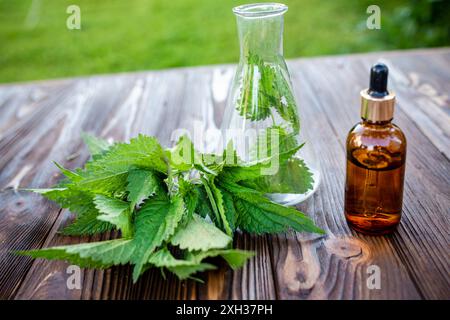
xmin=368 ymin=63 xmax=389 ymax=98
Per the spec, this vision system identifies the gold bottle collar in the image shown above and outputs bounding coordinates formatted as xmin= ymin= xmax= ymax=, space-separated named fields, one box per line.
xmin=360 ymin=89 xmax=395 ymax=122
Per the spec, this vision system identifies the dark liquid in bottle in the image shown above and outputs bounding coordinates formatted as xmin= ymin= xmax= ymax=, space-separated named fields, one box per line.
xmin=344 ymin=147 xmax=405 ymax=235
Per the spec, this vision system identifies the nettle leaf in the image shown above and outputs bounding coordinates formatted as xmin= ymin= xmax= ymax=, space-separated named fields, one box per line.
xmin=170 ymin=135 xmax=218 ymax=175
xmin=219 ymin=127 xmax=303 ymax=183
xmin=171 ymin=214 xmax=232 ymax=251
xmin=208 ymin=180 xmax=233 ymax=237
xmin=77 ymin=170 xmax=129 ymax=197
xmin=94 ymin=195 xmax=132 ymax=238
xmin=17 ymin=239 xmax=134 ymax=269
xmin=28 ymin=187 xmax=115 ymax=235
xmin=194 ymin=185 xmax=214 ymax=219
xmin=240 ymin=158 xmax=314 ymax=194
xmin=168 ymin=263 xmax=216 ymax=280
xmin=250 ymin=126 xmax=299 ymax=161
xmin=221 ymin=189 xmax=237 ymax=232
xmin=236 ymin=52 xmax=272 ymax=121
xmin=81 ymin=132 xmax=111 ymax=157
xmin=78 ymin=134 xmax=168 ymax=195
xmin=233 ymin=197 xmax=287 ymax=234
xmin=201 ymin=177 xmax=233 ymax=237
xmin=61 ymin=210 xmax=114 ymax=236
xmin=126 ymin=169 xmax=159 ymax=208
xmin=188 ymin=249 xmax=255 ymax=270
xmin=273 ymin=66 xmax=300 ymax=133
xmin=148 ymin=248 xmax=193 ymax=267
xmin=215 ymin=249 xmax=255 ymax=269
xmin=28 ymin=187 xmax=92 ymax=214
xmin=131 ymin=195 xmax=185 ymax=281
xmin=219 ymin=180 xmax=324 ymax=234
xmin=147 ymin=248 xmax=216 ymax=280
xmin=178 ymin=179 xmax=199 ymax=219
xmin=53 ymin=162 xmax=82 ymax=182
xmin=219 ymin=143 xmax=301 ymax=183
xmin=169 ymin=135 xmax=199 ymax=171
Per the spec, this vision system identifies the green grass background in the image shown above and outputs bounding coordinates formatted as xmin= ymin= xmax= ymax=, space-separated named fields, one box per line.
xmin=0 ymin=0 xmax=447 ymax=83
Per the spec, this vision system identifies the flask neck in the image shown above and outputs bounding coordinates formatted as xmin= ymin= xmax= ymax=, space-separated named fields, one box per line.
xmin=234 ymin=4 xmax=287 ymax=62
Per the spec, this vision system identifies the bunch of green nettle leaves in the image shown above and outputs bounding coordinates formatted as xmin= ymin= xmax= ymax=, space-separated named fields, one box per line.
xmin=19 ymin=128 xmax=323 ymax=282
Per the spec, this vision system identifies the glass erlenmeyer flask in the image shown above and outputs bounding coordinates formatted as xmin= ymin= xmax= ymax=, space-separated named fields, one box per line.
xmin=222 ymin=3 xmax=320 ymax=206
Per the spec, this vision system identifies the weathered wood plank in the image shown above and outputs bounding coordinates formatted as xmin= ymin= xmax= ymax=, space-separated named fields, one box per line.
xmin=0 ymin=49 xmax=448 ymax=300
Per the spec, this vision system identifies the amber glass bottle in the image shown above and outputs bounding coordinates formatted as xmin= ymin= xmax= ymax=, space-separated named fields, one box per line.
xmin=344 ymin=64 xmax=407 ymax=235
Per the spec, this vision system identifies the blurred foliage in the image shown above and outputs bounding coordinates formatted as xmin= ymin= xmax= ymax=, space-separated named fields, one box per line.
xmin=0 ymin=0 xmax=448 ymax=83
xmin=376 ymin=0 xmax=450 ymax=48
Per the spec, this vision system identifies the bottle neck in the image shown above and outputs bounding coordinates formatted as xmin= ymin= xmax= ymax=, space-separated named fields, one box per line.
xmin=236 ymin=14 xmax=284 ymax=62
xmin=361 ymin=118 xmax=392 ymax=126
xmin=360 ymin=89 xmax=395 ymax=123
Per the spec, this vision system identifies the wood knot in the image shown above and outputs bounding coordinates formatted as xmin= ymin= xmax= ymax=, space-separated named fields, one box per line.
xmin=8 ymin=195 xmax=30 ymax=216
xmin=324 ymin=236 xmax=370 ymax=260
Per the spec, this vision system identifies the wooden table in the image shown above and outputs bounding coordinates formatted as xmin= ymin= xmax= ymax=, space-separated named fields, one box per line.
xmin=0 ymin=48 xmax=449 ymax=300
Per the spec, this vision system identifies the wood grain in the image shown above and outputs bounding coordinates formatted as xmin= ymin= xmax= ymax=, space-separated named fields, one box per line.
xmin=0 ymin=48 xmax=448 ymax=300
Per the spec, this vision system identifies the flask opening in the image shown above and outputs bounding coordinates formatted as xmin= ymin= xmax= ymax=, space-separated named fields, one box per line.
xmin=233 ymin=3 xmax=288 ymax=18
